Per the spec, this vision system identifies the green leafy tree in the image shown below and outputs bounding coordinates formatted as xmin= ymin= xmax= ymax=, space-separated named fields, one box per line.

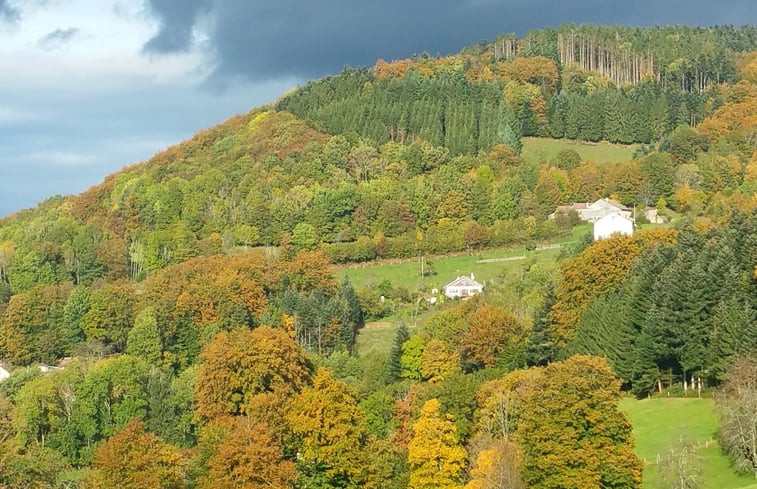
xmin=127 ymin=307 xmax=163 ymax=365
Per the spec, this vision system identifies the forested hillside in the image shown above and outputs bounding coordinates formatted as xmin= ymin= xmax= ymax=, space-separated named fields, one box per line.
xmin=0 ymin=24 xmax=755 ymax=488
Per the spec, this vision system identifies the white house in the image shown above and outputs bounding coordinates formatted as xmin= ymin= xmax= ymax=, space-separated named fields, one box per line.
xmin=550 ymin=198 xmax=631 ymax=222
xmin=443 ymin=274 xmax=484 ymax=299
xmin=0 ymin=365 xmax=9 ymax=383
xmin=593 ymin=212 xmax=634 ymax=240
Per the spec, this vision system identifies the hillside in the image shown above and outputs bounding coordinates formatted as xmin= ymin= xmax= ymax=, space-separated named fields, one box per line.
xmin=0 ymin=24 xmax=756 ymax=488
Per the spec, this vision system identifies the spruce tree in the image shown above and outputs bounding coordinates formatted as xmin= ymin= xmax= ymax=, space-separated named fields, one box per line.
xmin=525 ymin=287 xmax=557 ymax=366
xmin=337 ymin=278 xmax=364 ymax=353
xmin=386 ymin=323 xmax=410 ymax=383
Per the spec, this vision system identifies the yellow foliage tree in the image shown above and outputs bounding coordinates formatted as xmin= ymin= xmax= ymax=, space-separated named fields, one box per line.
xmin=465 ymin=439 xmax=525 ymax=489
xmin=408 ymin=399 xmax=467 ymax=489
xmin=421 ymin=339 xmax=461 ymax=383
xmin=286 ymin=368 xmax=368 ymax=485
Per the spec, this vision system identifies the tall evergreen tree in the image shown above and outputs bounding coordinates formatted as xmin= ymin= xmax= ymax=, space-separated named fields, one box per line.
xmin=386 ymin=323 xmax=410 ymax=383
xmin=525 ymin=287 xmax=557 ymax=367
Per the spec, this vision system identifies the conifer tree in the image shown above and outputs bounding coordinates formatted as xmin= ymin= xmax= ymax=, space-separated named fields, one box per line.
xmin=386 ymin=323 xmax=410 ymax=383
xmin=525 ymin=286 xmax=557 ymax=367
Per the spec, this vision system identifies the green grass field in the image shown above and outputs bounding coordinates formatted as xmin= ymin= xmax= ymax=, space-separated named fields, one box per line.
xmin=521 ymin=137 xmax=638 ymax=166
xmin=339 ymin=224 xmax=589 ymax=293
xmin=619 ymin=398 xmax=756 ymax=489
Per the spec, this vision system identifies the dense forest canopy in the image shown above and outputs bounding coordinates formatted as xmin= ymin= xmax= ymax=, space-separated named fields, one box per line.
xmin=0 ymin=23 xmax=755 ymax=488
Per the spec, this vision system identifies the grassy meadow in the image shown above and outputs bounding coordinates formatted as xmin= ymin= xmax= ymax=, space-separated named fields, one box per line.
xmin=521 ymin=136 xmax=638 ymax=166
xmin=619 ymin=398 xmax=756 ymax=489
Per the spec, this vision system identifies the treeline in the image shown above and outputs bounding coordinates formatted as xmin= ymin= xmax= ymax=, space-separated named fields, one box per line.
xmin=280 ymin=52 xmax=716 ymax=148
xmin=0 ymin=250 xmax=362 ymax=367
xmin=475 ymin=25 xmax=757 ymax=90
xmin=277 ymin=67 xmax=522 ymax=156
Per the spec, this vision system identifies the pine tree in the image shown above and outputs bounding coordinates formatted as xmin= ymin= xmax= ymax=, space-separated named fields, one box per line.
xmin=495 ymin=104 xmax=522 ymax=154
xmin=337 ymin=278 xmax=364 ymax=353
xmin=525 ymin=287 xmax=556 ymax=367
xmin=386 ymin=323 xmax=410 ymax=383
xmin=602 ymin=91 xmax=625 ymax=143
xmin=547 ymin=93 xmax=567 ymax=138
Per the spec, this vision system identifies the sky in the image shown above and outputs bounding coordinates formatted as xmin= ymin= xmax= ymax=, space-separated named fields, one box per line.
xmin=0 ymin=1 xmax=755 ymax=216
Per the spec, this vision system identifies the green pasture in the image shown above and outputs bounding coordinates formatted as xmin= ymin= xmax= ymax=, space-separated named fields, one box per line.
xmin=619 ymin=398 xmax=755 ymax=489
xmin=521 ymin=136 xmax=638 ymax=166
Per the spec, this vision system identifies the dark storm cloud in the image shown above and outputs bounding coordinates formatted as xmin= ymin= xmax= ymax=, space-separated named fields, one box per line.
xmin=0 ymin=0 xmax=19 ymax=22
xmin=38 ymin=27 xmax=79 ymax=49
xmin=143 ymin=0 xmax=212 ymax=53
xmin=143 ymin=0 xmax=757 ymax=82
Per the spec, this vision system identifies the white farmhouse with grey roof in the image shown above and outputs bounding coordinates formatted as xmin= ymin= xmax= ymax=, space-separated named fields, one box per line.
xmin=443 ymin=274 xmax=483 ymax=299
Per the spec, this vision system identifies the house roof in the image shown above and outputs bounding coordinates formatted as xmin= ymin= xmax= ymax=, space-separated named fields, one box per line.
xmin=594 ymin=198 xmax=629 ymax=211
xmin=444 ymin=276 xmax=483 ymax=289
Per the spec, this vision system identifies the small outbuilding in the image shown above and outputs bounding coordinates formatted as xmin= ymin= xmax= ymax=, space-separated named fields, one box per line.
xmin=593 ymin=212 xmax=634 ymax=240
xmin=443 ymin=274 xmax=484 ymax=299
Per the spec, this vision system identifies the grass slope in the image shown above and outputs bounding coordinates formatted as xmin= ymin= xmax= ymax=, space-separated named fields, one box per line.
xmin=619 ymin=398 xmax=755 ymax=489
xmin=521 ymin=137 xmax=638 ymax=166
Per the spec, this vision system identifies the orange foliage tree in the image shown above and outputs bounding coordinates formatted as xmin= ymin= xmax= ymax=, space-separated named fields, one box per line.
xmin=194 ymin=326 xmax=311 ymax=421
xmin=86 ymin=419 xmax=187 ymax=489
xmin=462 ymin=305 xmax=524 ymax=369
xmin=197 ymin=416 xmax=296 ymax=489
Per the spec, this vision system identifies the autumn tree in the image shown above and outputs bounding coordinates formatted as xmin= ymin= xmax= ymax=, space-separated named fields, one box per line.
xmin=550 ymin=235 xmax=641 ymax=345
xmin=421 ymin=339 xmax=461 ymax=383
xmin=194 ymin=326 xmax=311 ymax=421
xmin=474 ymin=368 xmax=540 ymax=441
xmin=408 ymin=399 xmax=467 ymax=489
xmin=279 ymin=250 xmax=338 ymax=294
xmin=516 ymin=356 xmax=642 ymax=489
xmin=462 ymin=306 xmax=524 ymax=370
xmin=85 ymin=419 xmax=187 ymax=489
xmin=197 ymin=417 xmax=296 ymax=489
xmin=287 ymin=368 xmax=371 ymax=487
xmin=465 ymin=439 xmax=525 ymax=489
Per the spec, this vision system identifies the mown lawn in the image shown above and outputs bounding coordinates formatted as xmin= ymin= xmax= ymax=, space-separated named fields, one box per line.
xmin=619 ymin=398 xmax=756 ymax=489
xmin=521 ymin=136 xmax=638 ymax=166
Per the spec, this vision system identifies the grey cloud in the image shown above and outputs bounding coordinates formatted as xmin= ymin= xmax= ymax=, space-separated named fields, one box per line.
xmin=0 ymin=0 xmax=19 ymax=22
xmin=142 ymin=0 xmax=757 ymax=84
xmin=38 ymin=27 xmax=79 ymax=49
xmin=143 ymin=0 xmax=211 ymax=53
